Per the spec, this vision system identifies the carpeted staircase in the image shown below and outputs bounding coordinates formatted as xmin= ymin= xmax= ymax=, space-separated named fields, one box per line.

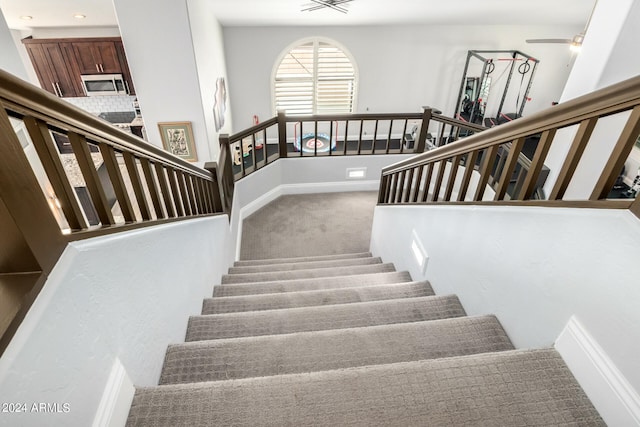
xmin=126 ymin=252 xmax=604 ymax=426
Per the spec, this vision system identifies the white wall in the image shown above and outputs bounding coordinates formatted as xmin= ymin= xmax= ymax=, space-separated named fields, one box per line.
xmin=370 ymin=204 xmax=640 ymax=392
xmin=544 ymin=0 xmax=640 ymax=197
xmin=186 ymin=0 xmax=232 ymax=162
xmin=223 ymin=24 xmax=581 ymax=130
xmin=112 ymin=0 xmax=213 ymax=166
xmin=0 ymin=9 xmax=28 ymax=80
xmin=0 ymin=217 xmax=232 ymax=426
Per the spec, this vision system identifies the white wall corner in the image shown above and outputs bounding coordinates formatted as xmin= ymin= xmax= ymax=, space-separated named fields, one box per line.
xmin=93 ymin=358 xmax=135 ymax=427
xmin=555 ymin=316 xmax=640 ymax=427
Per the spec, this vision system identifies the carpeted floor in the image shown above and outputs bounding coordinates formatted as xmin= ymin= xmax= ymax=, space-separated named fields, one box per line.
xmin=239 ymin=191 xmax=378 ymax=260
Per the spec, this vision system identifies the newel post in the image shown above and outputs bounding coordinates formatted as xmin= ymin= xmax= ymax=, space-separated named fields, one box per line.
xmin=203 ymin=161 xmax=224 ymax=214
xmin=215 ymin=134 xmax=235 ymax=216
xmin=630 ymin=196 xmax=640 ymax=220
xmin=277 ymin=111 xmax=288 ymax=158
xmin=415 ymin=107 xmax=432 ymax=153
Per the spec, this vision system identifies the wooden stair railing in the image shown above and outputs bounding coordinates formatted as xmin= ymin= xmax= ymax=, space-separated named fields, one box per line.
xmin=214 ymin=108 xmax=487 ymax=213
xmin=378 ymin=75 xmax=640 ymax=219
xmin=0 ymin=69 xmax=224 ymax=356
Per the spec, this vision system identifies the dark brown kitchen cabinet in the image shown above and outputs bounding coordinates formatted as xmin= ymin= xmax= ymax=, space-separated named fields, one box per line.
xmin=22 ymin=36 xmax=136 ymax=98
xmin=23 ymin=41 xmax=83 ymax=97
xmin=72 ymin=41 xmax=121 ymax=74
xmin=114 ymin=41 xmax=136 ymax=95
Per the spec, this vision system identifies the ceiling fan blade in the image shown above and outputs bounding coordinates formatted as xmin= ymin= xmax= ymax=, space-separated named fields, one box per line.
xmin=526 ymin=38 xmax=573 ymax=44
xmin=303 ymin=0 xmax=349 ymax=13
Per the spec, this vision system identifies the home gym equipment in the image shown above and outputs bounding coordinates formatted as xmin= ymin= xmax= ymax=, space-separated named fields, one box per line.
xmin=454 ymin=50 xmax=539 ymax=127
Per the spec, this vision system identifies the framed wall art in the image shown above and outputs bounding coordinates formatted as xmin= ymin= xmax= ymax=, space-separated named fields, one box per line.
xmin=158 ymin=121 xmax=197 ymax=162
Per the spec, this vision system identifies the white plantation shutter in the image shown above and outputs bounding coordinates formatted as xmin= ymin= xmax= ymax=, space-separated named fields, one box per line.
xmin=274 ymin=39 xmax=356 ymax=115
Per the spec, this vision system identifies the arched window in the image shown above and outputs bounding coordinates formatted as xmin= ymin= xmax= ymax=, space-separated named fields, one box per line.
xmin=273 ymin=38 xmax=357 ymax=115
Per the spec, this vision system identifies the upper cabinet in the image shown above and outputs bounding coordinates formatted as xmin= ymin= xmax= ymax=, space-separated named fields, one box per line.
xmin=22 ymin=37 xmax=136 ymax=98
xmin=72 ymin=41 xmax=121 ymax=74
xmin=23 ymin=41 xmax=83 ymax=97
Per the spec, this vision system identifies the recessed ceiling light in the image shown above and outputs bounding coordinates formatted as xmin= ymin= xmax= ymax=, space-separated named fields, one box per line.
xmin=20 ymin=15 xmax=33 ymax=20
xmin=73 ymin=13 xmax=86 ymax=19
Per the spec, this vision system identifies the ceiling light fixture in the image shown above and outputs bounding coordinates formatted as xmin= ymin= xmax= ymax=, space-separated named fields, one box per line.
xmin=20 ymin=15 xmax=33 ymax=20
xmin=302 ymin=0 xmax=354 ymax=14
xmin=570 ymin=34 xmax=584 ymax=52
xmin=73 ymin=13 xmax=86 ymax=19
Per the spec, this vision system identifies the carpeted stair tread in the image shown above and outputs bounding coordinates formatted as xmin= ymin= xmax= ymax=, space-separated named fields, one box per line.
xmin=204 ymin=281 xmax=434 ymax=314
xmin=221 ymin=263 xmax=396 ymax=284
xmin=213 ymin=271 xmax=413 ymax=297
xmin=160 ymin=315 xmax=513 ymax=384
xmin=228 ymin=256 xmax=382 ymax=274
xmin=186 ymin=295 xmax=465 ymax=341
xmin=128 ymin=349 xmax=605 ymax=427
xmin=234 ymin=252 xmax=373 ymax=267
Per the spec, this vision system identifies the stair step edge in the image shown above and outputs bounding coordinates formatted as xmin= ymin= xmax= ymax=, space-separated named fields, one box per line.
xmin=227 ymin=257 xmax=382 ymax=275
xmin=203 ymin=281 xmax=434 ymax=314
xmin=221 ymin=263 xmax=396 ymax=284
xmin=234 ymin=252 xmax=373 ymax=267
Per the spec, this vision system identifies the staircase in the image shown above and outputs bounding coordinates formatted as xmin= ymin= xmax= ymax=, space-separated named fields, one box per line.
xmin=126 ymin=252 xmax=604 ymax=426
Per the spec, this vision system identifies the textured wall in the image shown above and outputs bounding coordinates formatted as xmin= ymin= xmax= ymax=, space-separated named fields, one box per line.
xmin=0 ymin=217 xmax=232 ymax=426
xmin=370 ymin=204 xmax=640 ymax=392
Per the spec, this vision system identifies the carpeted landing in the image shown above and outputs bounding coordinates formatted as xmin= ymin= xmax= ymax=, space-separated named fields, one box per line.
xmin=126 ymin=253 xmax=604 ymax=426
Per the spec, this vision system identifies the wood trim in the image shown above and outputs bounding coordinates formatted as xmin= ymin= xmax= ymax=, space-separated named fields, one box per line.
xmin=139 ymin=158 xmax=164 ymax=219
xmin=277 ymin=112 xmax=288 ymax=158
xmin=185 ymin=175 xmax=199 ymax=215
xmin=0 ymin=108 xmax=66 ymax=271
xmin=630 ymin=197 xmax=640 ymax=219
xmin=175 ymin=170 xmax=192 ymax=216
xmin=23 ymin=116 xmax=88 ymax=230
xmin=100 ymin=143 xmax=135 ymax=223
xmin=22 ymin=36 xmax=124 ymax=45
xmin=432 ymin=159 xmax=447 ymax=202
xmin=0 ymin=70 xmax=209 ymax=180
xmin=458 ymin=150 xmax=479 ymax=202
xmin=517 ymin=129 xmax=556 ymax=200
xmin=68 ymin=132 xmax=115 ymax=226
xmin=474 ymin=145 xmax=499 ymax=201
xmin=421 ymin=163 xmax=434 ymax=202
xmin=154 ymin=163 xmax=175 ymax=218
xmin=591 ymin=105 xmax=640 ymax=200
xmin=166 ymin=168 xmax=185 ymax=217
xmin=379 ymin=199 xmax=633 ymax=210
xmin=382 ymin=74 xmax=640 ymax=176
xmin=494 ymin=137 xmax=526 ymax=200
xmin=64 ymin=213 xmax=221 ymax=241
xmin=444 ymin=155 xmax=463 ymax=201
xmin=122 ymin=152 xmax=151 ymax=221
xmin=412 ymin=165 xmax=424 ymax=203
xmin=549 ymin=117 xmax=598 ymax=200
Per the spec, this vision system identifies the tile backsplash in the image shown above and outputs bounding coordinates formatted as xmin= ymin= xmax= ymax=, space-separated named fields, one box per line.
xmin=65 ymin=95 xmax=136 ymax=115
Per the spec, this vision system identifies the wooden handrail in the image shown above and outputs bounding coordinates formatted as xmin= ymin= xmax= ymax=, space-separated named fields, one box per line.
xmin=0 ymin=68 xmax=224 ymax=356
xmin=0 ymin=70 xmax=210 ymax=180
xmin=383 ymin=75 xmax=640 ymax=176
xmin=379 ymin=74 xmax=640 ymax=214
xmin=221 ymin=107 xmax=485 ymax=182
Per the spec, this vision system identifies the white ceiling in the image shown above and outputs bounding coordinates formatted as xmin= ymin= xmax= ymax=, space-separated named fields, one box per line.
xmin=0 ymin=0 xmax=595 ymax=30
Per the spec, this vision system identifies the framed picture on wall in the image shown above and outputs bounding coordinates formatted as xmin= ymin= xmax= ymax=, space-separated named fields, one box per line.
xmin=158 ymin=121 xmax=198 ymax=162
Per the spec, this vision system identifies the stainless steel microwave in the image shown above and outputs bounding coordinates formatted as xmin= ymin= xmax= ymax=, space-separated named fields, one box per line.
xmin=80 ymin=74 xmax=129 ymax=96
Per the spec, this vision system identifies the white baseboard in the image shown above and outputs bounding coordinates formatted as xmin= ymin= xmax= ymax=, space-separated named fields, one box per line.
xmin=555 ymin=316 xmax=640 ymax=426
xmin=93 ymin=358 xmax=135 ymax=427
xmin=235 ymin=180 xmax=379 ymax=260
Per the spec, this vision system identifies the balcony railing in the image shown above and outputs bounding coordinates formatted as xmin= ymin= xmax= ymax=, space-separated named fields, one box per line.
xmin=214 ymin=109 xmax=486 ymax=214
xmin=0 ymin=69 xmax=223 ymax=355
xmin=378 ymin=75 xmax=640 ymax=220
